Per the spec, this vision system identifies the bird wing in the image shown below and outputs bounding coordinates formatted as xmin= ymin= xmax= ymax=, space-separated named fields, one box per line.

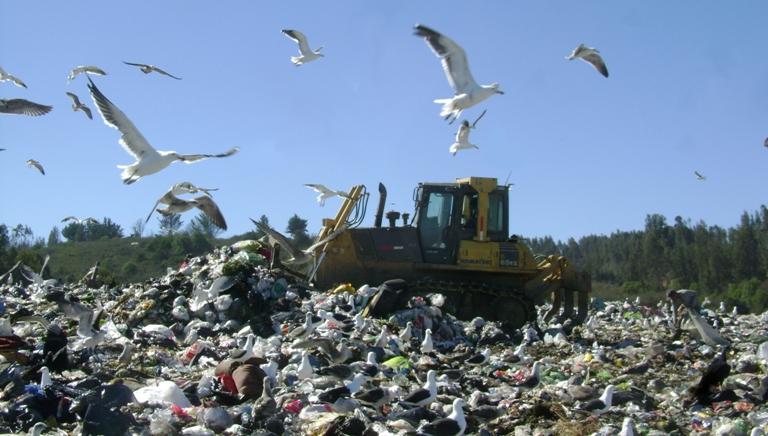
xmin=123 ymin=61 xmax=150 ymax=68
xmin=764 ymin=137 xmax=768 ymax=148
xmin=150 ymin=66 xmax=182 ymax=80
xmin=86 ymin=77 xmax=160 ymax=161
xmin=146 ymin=189 xmax=177 ymax=223
xmin=68 ymin=66 xmax=107 ymax=81
xmin=581 ymin=52 xmax=609 ymax=78
xmin=177 ymin=147 xmax=240 ymax=163
xmin=65 ymin=92 xmax=81 ymax=105
xmin=62 ymin=216 xmax=78 ymax=223
xmin=249 ymin=218 xmax=300 ymax=258
xmin=1 ymin=99 xmax=52 ymax=116
xmin=282 ymin=29 xmax=311 ymax=54
xmin=305 ymin=183 xmax=333 ymax=195
xmin=694 ymin=171 xmax=705 ymax=179
xmin=27 ymin=160 xmax=45 ymax=175
xmin=9 ymin=75 xmax=27 ymax=88
xmin=193 ymin=195 xmax=227 ymax=230
xmin=80 ymin=105 xmax=93 ymax=120
xmin=457 ymin=121 xmax=471 ymax=142
xmin=304 ymin=223 xmax=349 ymax=253
xmin=414 ymin=24 xmax=478 ymax=94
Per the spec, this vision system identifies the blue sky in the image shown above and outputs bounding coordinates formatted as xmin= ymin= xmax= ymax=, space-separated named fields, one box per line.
xmin=1 ymin=1 xmax=766 ymax=243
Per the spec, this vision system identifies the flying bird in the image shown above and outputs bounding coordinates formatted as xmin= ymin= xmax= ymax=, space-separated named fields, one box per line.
xmin=414 ymin=24 xmax=503 ymax=122
xmin=450 ymin=109 xmax=485 ymax=155
xmin=694 ymin=171 xmax=706 ymax=181
xmin=0 ymin=99 xmax=52 ymax=116
xmin=87 ymin=78 xmax=239 ymax=184
xmin=764 ymin=137 xmax=767 ymax=149
xmin=65 ymin=92 xmax=92 ymax=120
xmin=123 ymin=62 xmax=182 ymax=80
xmin=566 ymin=44 xmax=609 ymax=78
xmin=146 ymin=183 xmax=227 ymax=230
xmin=281 ymin=29 xmax=324 ymax=65
xmin=26 ymin=159 xmax=45 ymax=175
xmin=304 ymin=184 xmax=350 ymax=206
xmin=67 ymin=66 xmax=107 ymax=83
xmin=250 ymin=218 xmax=312 ymax=266
xmin=0 ymin=66 xmax=27 ymax=88
xmin=62 ymin=216 xmax=99 ymax=225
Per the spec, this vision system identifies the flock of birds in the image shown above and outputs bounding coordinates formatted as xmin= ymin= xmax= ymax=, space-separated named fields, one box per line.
xmin=2 ymin=24 xmax=764 ymax=233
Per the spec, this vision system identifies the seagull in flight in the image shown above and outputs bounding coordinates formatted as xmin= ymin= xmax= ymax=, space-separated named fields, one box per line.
xmin=146 ymin=182 xmax=227 ymax=230
xmin=87 ymin=78 xmax=239 ymax=184
xmin=62 ymin=216 xmax=99 ymax=225
xmin=0 ymin=99 xmax=52 ymax=116
xmin=281 ymin=29 xmax=324 ymax=66
xmin=414 ymin=24 xmax=503 ymax=123
xmin=65 ymin=92 xmax=92 ymax=120
xmin=250 ymin=218 xmax=313 ymax=266
xmin=0 ymin=66 xmax=27 ymax=88
xmin=694 ymin=171 xmax=706 ymax=181
xmin=26 ymin=159 xmax=45 ymax=175
xmin=763 ymin=137 xmax=767 ymax=149
xmin=123 ymin=62 xmax=182 ymax=80
xmin=450 ymin=109 xmax=485 ymax=156
xmin=304 ymin=184 xmax=350 ymax=206
xmin=566 ymin=44 xmax=609 ymax=78
xmin=67 ymin=65 xmax=107 ymax=83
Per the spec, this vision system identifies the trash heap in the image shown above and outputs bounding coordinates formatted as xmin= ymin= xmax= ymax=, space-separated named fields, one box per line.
xmin=1 ymin=241 xmax=768 ymax=435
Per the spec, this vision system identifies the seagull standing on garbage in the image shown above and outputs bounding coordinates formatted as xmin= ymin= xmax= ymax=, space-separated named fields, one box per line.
xmin=421 ymin=328 xmax=434 ymax=353
xmin=297 ymin=351 xmax=314 ymax=380
xmin=39 ymin=366 xmax=52 ymax=389
xmin=67 ymin=65 xmax=107 ymax=82
xmin=619 ymin=417 xmax=636 ymax=436
xmin=565 ymin=44 xmax=609 ymax=78
xmin=414 ymin=24 xmax=503 ymax=122
xmin=450 ymin=109 xmax=485 ymax=155
xmin=399 ymin=321 xmax=413 ymax=343
xmin=577 ymin=384 xmax=614 ymax=416
xmin=465 ymin=348 xmax=491 ymax=366
xmin=281 ymin=29 xmax=324 ymax=66
xmin=65 ymin=92 xmax=93 ymax=120
xmin=87 ymin=78 xmax=239 ymax=184
xmin=417 ymin=397 xmax=467 ymax=436
xmin=0 ymin=66 xmax=27 ymax=88
xmin=304 ymin=184 xmax=349 ymax=206
xmin=123 ymin=61 xmax=182 ymax=80
xmin=401 ymin=369 xmax=438 ymax=407
xmin=513 ymin=361 xmax=543 ymax=391
xmin=318 ymin=373 xmax=367 ymax=403
xmin=354 ymin=385 xmax=401 ymax=414
xmin=231 ymin=334 xmax=257 ymax=362
xmin=26 ymin=159 xmax=45 ymax=175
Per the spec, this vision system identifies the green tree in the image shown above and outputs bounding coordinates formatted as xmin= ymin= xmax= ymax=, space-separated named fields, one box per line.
xmin=286 ymin=214 xmax=312 ymax=248
xmin=47 ymin=226 xmax=61 ymax=246
xmin=252 ymin=214 xmax=270 ymax=239
xmin=158 ymin=214 xmax=183 ymax=236
xmin=61 ymin=222 xmax=86 ymax=242
xmin=130 ymin=219 xmax=146 ymax=238
xmin=188 ymin=212 xmax=223 ymax=238
xmin=732 ymin=212 xmax=760 ymax=281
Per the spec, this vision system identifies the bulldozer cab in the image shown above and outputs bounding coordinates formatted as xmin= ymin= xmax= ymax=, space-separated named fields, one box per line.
xmin=415 ymin=177 xmax=509 ymax=264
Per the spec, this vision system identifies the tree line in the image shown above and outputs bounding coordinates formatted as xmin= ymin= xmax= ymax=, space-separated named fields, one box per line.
xmin=527 ymin=205 xmax=768 ymax=313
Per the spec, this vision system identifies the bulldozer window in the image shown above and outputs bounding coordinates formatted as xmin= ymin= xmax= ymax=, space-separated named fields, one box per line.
xmin=488 ymin=193 xmax=504 ymax=233
xmin=461 ymin=194 xmax=478 ymax=228
xmin=420 ymin=192 xmax=453 ymax=248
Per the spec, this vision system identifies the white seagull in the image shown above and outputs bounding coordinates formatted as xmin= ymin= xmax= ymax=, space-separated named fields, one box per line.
xmin=577 ymin=384 xmax=614 ymax=415
xmin=281 ymin=29 xmax=324 ymax=65
xmin=694 ymin=170 xmax=706 ymax=181
xmin=450 ymin=109 xmax=485 ymax=156
xmin=566 ymin=44 xmax=609 ymax=78
xmin=123 ymin=61 xmax=182 ymax=80
xmin=401 ymin=369 xmax=438 ymax=407
xmin=414 ymin=24 xmax=503 ymax=122
xmin=1 ymin=99 xmax=52 ymax=116
xmin=67 ymin=65 xmax=107 ymax=83
xmin=87 ymin=78 xmax=239 ymax=184
xmin=421 ymin=328 xmax=434 ymax=353
xmin=417 ymin=397 xmax=467 ymax=436
xmin=0 ymin=66 xmax=27 ymax=88
xmin=62 ymin=216 xmax=98 ymax=225
xmin=304 ymin=184 xmax=350 ymax=207
xmin=146 ymin=182 xmax=227 ymax=230
xmin=26 ymin=159 xmax=45 ymax=175
xmin=65 ymin=92 xmax=93 ymax=120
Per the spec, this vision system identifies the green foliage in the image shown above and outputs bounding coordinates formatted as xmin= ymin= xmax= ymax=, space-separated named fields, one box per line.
xmin=158 ymin=214 xmax=183 ymax=236
xmin=286 ymin=214 xmax=312 ymax=249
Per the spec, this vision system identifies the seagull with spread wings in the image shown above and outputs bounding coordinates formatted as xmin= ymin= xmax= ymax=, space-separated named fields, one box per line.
xmin=146 ymin=182 xmax=226 ymax=229
xmin=0 ymin=66 xmax=27 ymax=88
xmin=414 ymin=24 xmax=503 ymax=123
xmin=0 ymin=99 xmax=52 ymax=116
xmin=566 ymin=44 xmax=609 ymax=78
xmin=87 ymin=78 xmax=239 ymax=184
xmin=304 ymin=184 xmax=349 ymax=206
xmin=281 ymin=29 xmax=324 ymax=65
xmin=67 ymin=65 xmax=107 ymax=83
xmin=450 ymin=110 xmax=485 ymax=156
xmin=144 ymin=182 xmax=227 ymax=230
xmin=694 ymin=171 xmax=706 ymax=181
xmin=61 ymin=216 xmax=99 ymax=225
xmin=250 ymin=218 xmax=313 ymax=266
xmin=123 ymin=62 xmax=182 ymax=80
xmin=26 ymin=159 xmax=45 ymax=175
xmin=65 ymin=92 xmax=92 ymax=120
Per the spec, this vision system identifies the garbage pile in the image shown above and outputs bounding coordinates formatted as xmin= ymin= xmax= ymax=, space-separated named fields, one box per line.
xmin=1 ymin=241 xmax=768 ymax=435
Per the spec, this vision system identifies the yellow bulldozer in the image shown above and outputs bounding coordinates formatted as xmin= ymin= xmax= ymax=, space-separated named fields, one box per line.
xmin=285 ymin=176 xmax=590 ymax=329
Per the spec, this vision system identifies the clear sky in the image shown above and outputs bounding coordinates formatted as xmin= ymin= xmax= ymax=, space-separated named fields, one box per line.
xmin=1 ymin=1 xmax=766 ymax=243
